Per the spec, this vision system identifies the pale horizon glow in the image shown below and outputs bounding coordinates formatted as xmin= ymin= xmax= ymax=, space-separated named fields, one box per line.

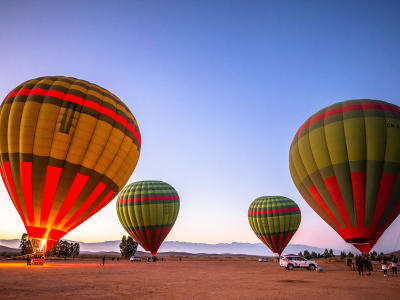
xmin=0 ymin=0 xmax=400 ymax=253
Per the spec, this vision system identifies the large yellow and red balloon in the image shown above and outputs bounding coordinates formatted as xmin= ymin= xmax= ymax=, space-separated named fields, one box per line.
xmin=289 ymin=99 xmax=400 ymax=253
xmin=0 ymin=76 xmax=141 ymax=252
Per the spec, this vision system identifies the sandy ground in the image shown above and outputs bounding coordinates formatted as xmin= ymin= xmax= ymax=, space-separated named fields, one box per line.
xmin=0 ymin=259 xmax=399 ymax=299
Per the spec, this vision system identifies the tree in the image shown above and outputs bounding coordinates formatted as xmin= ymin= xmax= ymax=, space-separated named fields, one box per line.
xmin=348 ymin=251 xmax=354 ymax=257
xmin=329 ymin=249 xmax=334 ymax=257
xmin=323 ymin=249 xmax=329 ymax=258
xmin=47 ymin=240 xmax=77 ymax=259
xmin=20 ymin=233 xmax=33 ymax=255
xmin=340 ymin=251 xmax=346 ymax=259
xmin=303 ymin=250 xmax=311 ymax=259
xmin=311 ymin=251 xmax=318 ymax=258
xmin=72 ymin=243 xmax=80 ymax=259
xmin=298 ymin=252 xmax=303 ymax=257
xmin=120 ymin=235 xmax=138 ymax=259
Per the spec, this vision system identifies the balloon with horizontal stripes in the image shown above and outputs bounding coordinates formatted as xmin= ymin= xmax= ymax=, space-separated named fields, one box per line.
xmin=116 ymin=180 xmax=180 ymax=256
xmin=248 ymin=196 xmax=301 ymax=256
xmin=0 ymin=76 xmax=141 ymax=252
xmin=289 ymin=99 xmax=400 ymax=253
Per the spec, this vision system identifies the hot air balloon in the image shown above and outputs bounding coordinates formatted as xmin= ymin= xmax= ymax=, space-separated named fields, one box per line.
xmin=116 ymin=180 xmax=180 ymax=256
xmin=0 ymin=76 xmax=141 ymax=254
xmin=248 ymin=196 xmax=301 ymax=256
xmin=289 ymin=99 xmax=400 ymax=253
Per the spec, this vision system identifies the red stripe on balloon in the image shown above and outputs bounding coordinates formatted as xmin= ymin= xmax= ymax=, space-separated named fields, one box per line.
xmin=52 ymin=173 xmax=89 ymax=229
xmin=63 ymin=182 xmax=106 ymax=230
xmin=248 ymin=207 xmax=300 ymax=215
xmin=145 ymin=228 xmax=152 ymax=250
xmin=351 ymin=172 xmax=366 ymax=237
xmin=5 ymin=87 xmax=141 ymax=146
xmin=2 ymin=161 xmax=26 ymax=226
xmin=282 ymin=232 xmax=292 ymax=251
xmin=323 ymin=176 xmax=352 ymax=228
xmin=41 ymin=165 xmax=63 ymax=228
xmin=278 ymin=233 xmax=283 ymax=253
xmin=270 ymin=235 xmax=277 ymax=253
xmin=135 ymin=229 xmax=147 ymax=250
xmin=20 ymin=162 xmax=35 ymax=225
xmin=153 ymin=227 xmax=162 ymax=250
xmin=294 ymin=103 xmax=400 ymax=138
xmin=121 ymin=195 xmax=180 ymax=203
xmin=154 ymin=226 xmax=171 ymax=254
xmin=0 ymin=163 xmax=18 ymax=216
xmin=260 ymin=235 xmax=273 ymax=250
xmin=307 ymin=184 xmax=342 ymax=229
xmin=371 ymin=173 xmax=397 ymax=230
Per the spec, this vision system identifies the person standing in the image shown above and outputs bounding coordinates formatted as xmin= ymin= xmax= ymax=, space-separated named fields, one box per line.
xmin=102 ymin=256 xmax=105 ymax=266
xmin=356 ymin=256 xmax=364 ymax=276
xmin=392 ymin=257 xmax=398 ymax=275
xmin=381 ymin=259 xmax=388 ymax=277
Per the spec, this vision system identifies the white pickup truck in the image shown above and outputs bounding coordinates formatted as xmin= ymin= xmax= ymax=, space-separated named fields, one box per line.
xmin=280 ymin=255 xmax=318 ymax=271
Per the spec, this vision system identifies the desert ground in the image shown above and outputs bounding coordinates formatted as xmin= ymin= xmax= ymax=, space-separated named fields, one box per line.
xmin=0 ymin=258 xmax=398 ymax=299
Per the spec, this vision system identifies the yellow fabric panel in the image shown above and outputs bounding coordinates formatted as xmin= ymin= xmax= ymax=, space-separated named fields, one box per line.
xmin=290 ymin=142 xmax=309 ymax=182
xmin=20 ymin=101 xmax=41 ymax=154
xmin=298 ymin=133 xmax=318 ymax=176
xmin=81 ymin=120 xmax=113 ymax=170
xmin=7 ymin=102 xmax=24 ymax=153
xmin=33 ymin=103 xmax=61 ymax=157
xmin=117 ymin=146 xmax=140 ymax=189
xmin=385 ymin=118 xmax=400 ymax=163
xmin=309 ymin=127 xmax=331 ymax=171
xmin=324 ymin=120 xmax=348 ymax=165
xmin=94 ymin=128 xmax=124 ymax=175
xmin=343 ymin=117 xmax=366 ymax=162
xmin=66 ymin=114 xmax=97 ymax=165
xmin=116 ymin=103 xmax=132 ymax=119
xmin=289 ymin=154 xmax=301 ymax=186
xmin=0 ymin=104 xmax=11 ymax=154
xmin=69 ymin=83 xmax=87 ymax=94
xmin=49 ymin=107 xmax=79 ymax=160
xmin=365 ymin=117 xmax=386 ymax=161
xmin=107 ymin=136 xmax=132 ymax=185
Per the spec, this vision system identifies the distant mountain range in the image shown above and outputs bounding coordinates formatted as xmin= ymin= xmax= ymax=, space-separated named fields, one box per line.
xmin=0 ymin=239 xmax=344 ymax=256
xmin=2 ymin=238 xmax=399 ymax=256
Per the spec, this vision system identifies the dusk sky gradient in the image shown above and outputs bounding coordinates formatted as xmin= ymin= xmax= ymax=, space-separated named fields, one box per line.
xmin=1 ymin=0 xmax=400 ymax=253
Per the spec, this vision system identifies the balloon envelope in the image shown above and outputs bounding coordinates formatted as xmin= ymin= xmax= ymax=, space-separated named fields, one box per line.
xmin=116 ymin=180 xmax=180 ymax=255
xmin=289 ymin=99 xmax=400 ymax=253
xmin=0 ymin=76 xmax=141 ymax=251
xmin=248 ymin=196 xmax=301 ymax=256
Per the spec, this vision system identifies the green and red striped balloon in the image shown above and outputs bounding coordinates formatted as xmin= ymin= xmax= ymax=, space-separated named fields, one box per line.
xmin=289 ymin=99 xmax=400 ymax=253
xmin=116 ymin=180 xmax=180 ymax=255
xmin=248 ymin=196 xmax=301 ymax=256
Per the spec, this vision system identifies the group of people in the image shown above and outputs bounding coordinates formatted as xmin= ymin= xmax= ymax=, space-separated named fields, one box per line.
xmin=381 ymin=257 xmax=398 ymax=277
xmin=355 ymin=255 xmax=373 ymax=275
xmin=348 ymin=255 xmax=398 ymax=277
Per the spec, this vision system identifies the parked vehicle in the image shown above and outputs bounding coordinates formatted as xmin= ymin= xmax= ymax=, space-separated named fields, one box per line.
xmin=279 ymin=255 xmax=318 ymax=270
xmin=130 ymin=257 xmax=142 ymax=262
xmin=258 ymin=258 xmax=268 ymax=262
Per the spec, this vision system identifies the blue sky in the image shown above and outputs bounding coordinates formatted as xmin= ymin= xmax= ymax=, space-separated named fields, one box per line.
xmin=0 ymin=0 xmax=400 ymax=252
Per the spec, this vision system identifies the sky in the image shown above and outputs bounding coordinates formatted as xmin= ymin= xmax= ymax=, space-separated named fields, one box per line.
xmin=0 ymin=0 xmax=400 ymax=253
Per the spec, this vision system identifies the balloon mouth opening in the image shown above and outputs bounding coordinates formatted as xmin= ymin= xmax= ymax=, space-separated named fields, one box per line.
xmin=346 ymin=238 xmax=377 ymax=253
xmin=30 ymin=237 xmax=47 ymax=254
xmin=151 ymin=251 xmax=157 ymax=256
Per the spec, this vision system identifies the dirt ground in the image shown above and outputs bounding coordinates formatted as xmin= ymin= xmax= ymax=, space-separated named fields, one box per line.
xmin=0 ymin=259 xmax=398 ymax=299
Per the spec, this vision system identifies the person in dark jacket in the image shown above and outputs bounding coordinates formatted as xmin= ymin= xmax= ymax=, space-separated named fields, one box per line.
xmin=356 ymin=256 xmax=364 ymax=276
xmin=392 ymin=257 xmax=398 ymax=275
